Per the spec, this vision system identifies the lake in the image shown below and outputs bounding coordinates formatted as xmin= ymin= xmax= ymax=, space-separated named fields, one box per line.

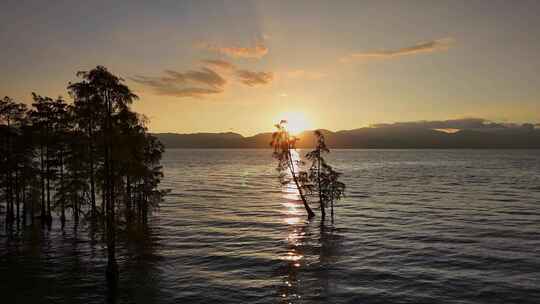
xmin=1 ymin=149 xmax=540 ymax=303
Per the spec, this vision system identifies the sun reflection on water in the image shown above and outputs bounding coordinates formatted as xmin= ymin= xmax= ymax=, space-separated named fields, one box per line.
xmin=278 ymin=161 xmax=308 ymax=303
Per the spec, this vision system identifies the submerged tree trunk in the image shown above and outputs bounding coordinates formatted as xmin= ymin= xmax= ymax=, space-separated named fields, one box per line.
xmin=89 ymin=124 xmax=97 ymax=219
xmin=7 ymin=171 xmax=14 ymax=224
xmin=5 ymin=123 xmax=14 ymax=225
xmin=142 ymin=192 xmax=148 ymax=225
xmin=105 ymin=94 xmax=118 ymax=288
xmin=45 ymin=140 xmax=52 ymax=226
xmin=22 ymin=182 xmax=26 ymax=226
xmin=331 ymin=200 xmax=334 ymax=221
xmin=73 ymin=194 xmax=79 ymax=224
xmin=125 ymin=176 xmax=132 ymax=222
xmin=6 ymin=170 xmax=13 ymax=224
xmin=60 ymin=150 xmax=65 ymax=229
xmin=15 ymin=170 xmax=20 ymax=227
xmin=102 ymin=184 xmax=106 ymax=219
xmin=137 ymin=182 xmax=142 ymax=222
xmin=29 ymin=184 xmax=34 ymax=225
xmin=40 ymin=142 xmax=46 ymax=221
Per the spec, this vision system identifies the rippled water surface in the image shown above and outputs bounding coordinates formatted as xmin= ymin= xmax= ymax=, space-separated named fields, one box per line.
xmin=2 ymin=149 xmax=540 ymax=303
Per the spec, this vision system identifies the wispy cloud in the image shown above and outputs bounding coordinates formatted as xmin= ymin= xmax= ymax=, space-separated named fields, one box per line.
xmin=130 ymin=67 xmax=227 ymax=98
xmin=201 ymin=59 xmax=235 ymax=70
xmin=198 ymin=42 xmax=269 ymax=59
xmin=132 ymin=60 xmax=274 ymax=98
xmin=164 ymin=68 xmax=226 ymax=89
xmin=342 ymin=38 xmax=454 ymax=62
xmin=235 ymin=70 xmax=274 ymax=86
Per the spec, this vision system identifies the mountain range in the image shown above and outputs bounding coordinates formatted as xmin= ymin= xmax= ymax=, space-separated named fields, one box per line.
xmin=154 ymin=122 xmax=540 ymax=149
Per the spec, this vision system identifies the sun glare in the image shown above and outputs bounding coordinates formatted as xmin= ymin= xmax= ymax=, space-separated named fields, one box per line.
xmin=279 ymin=111 xmax=312 ymax=135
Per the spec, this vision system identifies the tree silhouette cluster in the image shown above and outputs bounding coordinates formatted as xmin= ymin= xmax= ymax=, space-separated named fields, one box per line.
xmin=0 ymin=66 xmax=167 ymax=286
xmin=271 ymin=121 xmax=345 ymax=221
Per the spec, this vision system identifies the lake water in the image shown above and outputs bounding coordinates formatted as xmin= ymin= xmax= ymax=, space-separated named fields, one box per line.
xmin=1 ymin=149 xmax=540 ymax=303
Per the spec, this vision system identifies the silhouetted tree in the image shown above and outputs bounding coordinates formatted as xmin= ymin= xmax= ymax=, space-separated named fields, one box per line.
xmin=1 ymin=66 xmax=166 ymax=291
xmin=271 ymin=120 xmax=315 ymax=218
xmin=57 ymin=128 xmax=88 ymax=227
xmin=29 ymin=94 xmax=59 ymax=226
xmin=71 ymin=65 xmax=138 ymax=287
xmin=68 ymin=80 xmax=104 ymax=219
xmin=49 ymin=99 xmax=74 ymax=228
xmin=136 ymin=133 xmax=167 ymax=224
xmin=306 ymin=130 xmax=345 ymax=220
xmin=0 ymin=97 xmax=29 ymax=226
xmin=11 ymin=114 xmax=35 ymax=227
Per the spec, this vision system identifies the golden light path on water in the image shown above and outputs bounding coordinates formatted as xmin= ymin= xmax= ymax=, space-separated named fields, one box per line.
xmin=280 ymin=148 xmax=304 ymax=239
xmin=279 ymin=149 xmax=306 ymax=302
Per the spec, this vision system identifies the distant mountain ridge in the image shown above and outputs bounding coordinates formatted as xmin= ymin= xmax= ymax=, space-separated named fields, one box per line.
xmin=154 ymin=124 xmax=540 ymax=149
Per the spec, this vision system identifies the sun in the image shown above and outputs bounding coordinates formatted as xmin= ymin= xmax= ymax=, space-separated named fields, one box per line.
xmin=278 ymin=111 xmax=313 ymax=135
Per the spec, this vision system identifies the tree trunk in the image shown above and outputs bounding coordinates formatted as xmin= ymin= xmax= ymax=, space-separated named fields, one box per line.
xmin=6 ymin=170 xmax=13 ymax=224
xmin=74 ymin=194 xmax=79 ymax=224
xmin=318 ymin=156 xmax=325 ymax=220
xmin=5 ymin=122 xmax=14 ymax=225
xmin=45 ymin=139 xmax=52 ymax=226
xmin=15 ymin=170 xmax=20 ymax=226
xmin=60 ymin=150 xmax=65 ymax=229
xmin=125 ymin=176 xmax=132 ymax=221
xmin=6 ymin=171 xmax=13 ymax=224
xmin=331 ymin=200 xmax=334 ymax=222
xmin=142 ymin=193 xmax=148 ymax=225
xmin=29 ymin=183 xmax=34 ymax=225
xmin=89 ymin=124 xmax=96 ymax=219
xmin=105 ymin=93 xmax=118 ymax=288
xmin=22 ymin=183 xmax=26 ymax=226
xmin=40 ymin=141 xmax=46 ymax=221
xmin=137 ymin=182 xmax=142 ymax=222
xmin=102 ymin=183 xmax=106 ymax=219
xmin=287 ymin=150 xmax=315 ymax=218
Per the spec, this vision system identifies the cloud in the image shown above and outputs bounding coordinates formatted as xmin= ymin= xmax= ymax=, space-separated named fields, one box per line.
xmin=131 ymin=67 xmax=227 ymax=98
xmin=152 ymin=86 xmax=223 ymax=98
xmin=342 ymin=38 xmax=454 ymax=62
xmin=131 ymin=60 xmax=274 ymax=98
xmin=286 ymin=69 xmax=326 ymax=80
xmin=200 ymin=60 xmax=273 ymax=86
xmin=370 ymin=118 xmax=538 ymax=131
xmin=198 ymin=42 xmax=269 ymax=59
xmin=201 ymin=59 xmax=235 ymax=70
xmin=164 ymin=68 xmax=226 ymax=89
xmin=235 ymin=70 xmax=274 ymax=86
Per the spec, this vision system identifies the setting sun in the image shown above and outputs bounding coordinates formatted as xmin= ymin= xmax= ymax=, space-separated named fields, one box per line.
xmin=278 ymin=111 xmax=313 ymax=135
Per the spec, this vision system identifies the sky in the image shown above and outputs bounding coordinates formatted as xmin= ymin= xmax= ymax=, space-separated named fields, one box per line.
xmin=1 ymin=0 xmax=539 ymax=135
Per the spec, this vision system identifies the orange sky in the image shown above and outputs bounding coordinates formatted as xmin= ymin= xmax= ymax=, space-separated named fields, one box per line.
xmin=1 ymin=1 xmax=539 ymax=135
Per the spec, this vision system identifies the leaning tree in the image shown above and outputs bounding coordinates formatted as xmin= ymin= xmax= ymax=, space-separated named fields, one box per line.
xmin=271 ymin=120 xmax=315 ymax=218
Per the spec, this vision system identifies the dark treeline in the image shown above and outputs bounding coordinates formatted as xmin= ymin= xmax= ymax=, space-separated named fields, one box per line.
xmin=0 ymin=66 xmax=166 ymax=288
